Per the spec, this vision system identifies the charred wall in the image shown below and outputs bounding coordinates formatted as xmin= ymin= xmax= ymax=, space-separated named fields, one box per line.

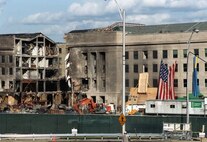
xmin=65 ymin=31 xmax=121 ymax=105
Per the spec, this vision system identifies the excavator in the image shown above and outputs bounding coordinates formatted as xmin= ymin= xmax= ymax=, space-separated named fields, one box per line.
xmin=73 ymin=94 xmax=107 ymax=114
xmin=73 ymin=97 xmax=96 ymax=114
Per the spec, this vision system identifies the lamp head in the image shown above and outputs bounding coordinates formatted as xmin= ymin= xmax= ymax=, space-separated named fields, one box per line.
xmin=193 ymin=28 xmax=199 ymax=33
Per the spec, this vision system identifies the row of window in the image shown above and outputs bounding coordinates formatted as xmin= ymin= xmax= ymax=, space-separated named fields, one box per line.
xmin=125 ymin=62 xmax=207 ymax=73
xmin=125 ymin=78 xmax=207 ymax=88
xmin=0 ymin=55 xmax=13 ymax=63
xmin=125 ymin=48 xmax=205 ymax=60
xmin=0 ymin=68 xmax=13 ymax=75
xmin=150 ymin=103 xmax=201 ymax=109
xmin=150 ymin=104 xmax=184 ymax=109
xmin=1 ymin=80 xmax=13 ymax=89
xmin=126 ymin=64 xmax=160 ymax=73
xmin=150 ymin=104 xmax=177 ymax=108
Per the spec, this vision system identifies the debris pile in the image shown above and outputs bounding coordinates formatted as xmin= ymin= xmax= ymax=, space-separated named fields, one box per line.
xmin=0 ymin=92 xmax=115 ymax=115
xmin=0 ymin=92 xmax=73 ymax=114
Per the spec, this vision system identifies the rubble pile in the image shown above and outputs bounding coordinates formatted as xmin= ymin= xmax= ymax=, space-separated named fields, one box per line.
xmin=0 ymin=92 xmax=76 ymax=114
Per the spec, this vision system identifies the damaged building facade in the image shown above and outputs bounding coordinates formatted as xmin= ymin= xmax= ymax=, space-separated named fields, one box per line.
xmin=15 ymin=33 xmax=60 ymax=93
xmin=57 ymin=43 xmax=71 ymax=93
xmin=0 ymin=33 xmax=61 ymax=106
xmin=64 ymin=23 xmax=144 ymax=106
xmin=64 ymin=22 xmax=207 ymax=106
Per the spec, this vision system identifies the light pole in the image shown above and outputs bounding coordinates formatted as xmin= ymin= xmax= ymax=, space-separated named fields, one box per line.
xmin=108 ymin=0 xmax=126 ymax=135
xmin=186 ymin=28 xmax=199 ymax=124
xmin=122 ymin=7 xmax=126 ymax=137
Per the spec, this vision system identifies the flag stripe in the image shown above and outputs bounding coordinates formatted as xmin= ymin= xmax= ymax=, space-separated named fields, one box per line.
xmin=158 ymin=61 xmax=176 ymax=100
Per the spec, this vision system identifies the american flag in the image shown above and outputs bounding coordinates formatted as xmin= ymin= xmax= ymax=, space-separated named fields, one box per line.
xmin=158 ymin=61 xmax=176 ymax=100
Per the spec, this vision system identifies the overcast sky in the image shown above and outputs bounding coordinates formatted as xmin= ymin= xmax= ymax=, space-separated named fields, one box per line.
xmin=0 ymin=0 xmax=207 ymax=42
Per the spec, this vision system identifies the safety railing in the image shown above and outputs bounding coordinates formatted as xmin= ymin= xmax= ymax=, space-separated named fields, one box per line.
xmin=0 ymin=133 xmax=162 ymax=141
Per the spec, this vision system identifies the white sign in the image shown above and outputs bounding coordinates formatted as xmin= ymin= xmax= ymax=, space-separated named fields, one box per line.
xmin=72 ymin=128 xmax=78 ymax=135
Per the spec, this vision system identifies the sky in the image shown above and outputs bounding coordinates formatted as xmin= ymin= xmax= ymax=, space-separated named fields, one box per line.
xmin=0 ymin=0 xmax=207 ymax=42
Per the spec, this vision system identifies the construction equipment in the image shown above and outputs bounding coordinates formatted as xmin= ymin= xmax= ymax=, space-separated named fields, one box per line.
xmin=73 ymin=97 xmax=96 ymax=114
xmin=73 ymin=94 xmax=107 ymax=114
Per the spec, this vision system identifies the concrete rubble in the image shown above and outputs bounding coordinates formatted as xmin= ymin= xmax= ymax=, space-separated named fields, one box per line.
xmin=0 ymin=32 xmax=118 ymax=115
xmin=0 ymin=92 xmax=75 ymax=114
xmin=0 ymin=33 xmax=77 ymax=114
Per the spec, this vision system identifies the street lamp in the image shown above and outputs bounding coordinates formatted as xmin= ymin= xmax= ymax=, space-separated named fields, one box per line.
xmin=107 ymin=0 xmax=126 ymax=135
xmin=186 ymin=28 xmax=199 ymax=124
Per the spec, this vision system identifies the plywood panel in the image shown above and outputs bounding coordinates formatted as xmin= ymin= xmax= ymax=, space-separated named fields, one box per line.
xmin=138 ymin=73 xmax=149 ymax=93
